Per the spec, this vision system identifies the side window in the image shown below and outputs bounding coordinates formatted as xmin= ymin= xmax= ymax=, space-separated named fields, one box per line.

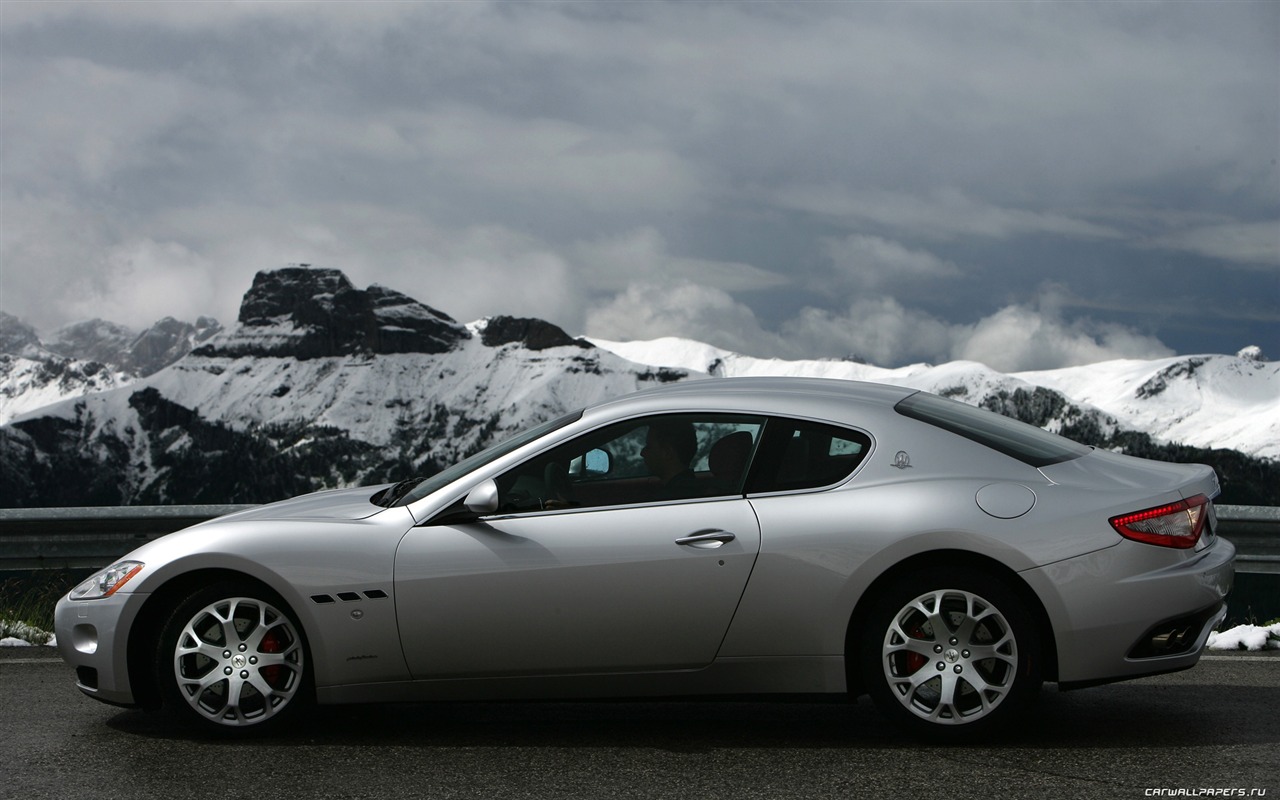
xmin=494 ymin=414 xmax=765 ymax=513
xmin=746 ymin=418 xmax=871 ymax=494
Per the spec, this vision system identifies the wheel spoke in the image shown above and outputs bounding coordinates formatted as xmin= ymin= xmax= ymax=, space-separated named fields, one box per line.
xmin=246 ymin=673 xmax=281 ymax=711
xmin=886 ymin=635 xmax=938 ymax=657
xmin=931 ymin=672 xmax=960 ymax=720
xmin=966 ymin=641 xmax=1017 ymax=665
xmin=224 ymin=677 xmax=248 ymax=718
xmin=965 ymin=670 xmax=1000 ymax=699
xmin=952 ymin=613 xmax=978 ymax=645
xmin=909 ymin=668 xmax=937 ymax=690
xmin=191 ymin=670 xmax=225 ymax=693
xmin=177 ymin=637 xmax=224 ymax=662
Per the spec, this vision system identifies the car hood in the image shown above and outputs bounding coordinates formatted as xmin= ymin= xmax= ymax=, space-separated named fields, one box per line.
xmin=199 ymin=484 xmax=391 ymax=525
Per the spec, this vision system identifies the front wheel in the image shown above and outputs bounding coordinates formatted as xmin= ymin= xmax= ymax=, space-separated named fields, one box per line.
xmin=859 ymin=567 xmax=1042 ymax=740
xmin=157 ymin=582 xmax=310 ymax=733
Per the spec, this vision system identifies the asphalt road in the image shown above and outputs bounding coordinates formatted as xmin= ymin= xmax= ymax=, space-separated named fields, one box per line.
xmin=1 ymin=648 xmax=1276 ymax=800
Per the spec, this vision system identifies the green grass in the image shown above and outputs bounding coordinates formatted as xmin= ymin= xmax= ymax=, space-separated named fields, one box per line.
xmin=0 ymin=570 xmax=86 ymax=644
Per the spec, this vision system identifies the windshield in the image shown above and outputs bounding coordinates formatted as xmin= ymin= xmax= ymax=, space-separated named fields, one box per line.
xmin=393 ymin=409 xmax=584 ymax=507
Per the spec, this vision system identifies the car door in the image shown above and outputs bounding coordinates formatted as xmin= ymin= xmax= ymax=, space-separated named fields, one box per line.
xmin=394 ymin=414 xmax=765 ymax=679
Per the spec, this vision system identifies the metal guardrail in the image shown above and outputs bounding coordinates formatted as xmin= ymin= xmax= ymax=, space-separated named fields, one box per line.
xmin=1217 ymin=505 xmax=1280 ymax=575
xmin=0 ymin=505 xmax=254 ymax=571
xmin=0 ymin=504 xmax=1276 ymax=573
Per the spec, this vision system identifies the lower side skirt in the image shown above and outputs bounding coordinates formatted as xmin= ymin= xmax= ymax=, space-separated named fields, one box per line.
xmin=317 ymin=655 xmax=847 ymax=705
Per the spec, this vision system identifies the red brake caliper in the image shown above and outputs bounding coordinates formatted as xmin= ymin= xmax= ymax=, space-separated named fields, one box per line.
xmin=904 ymin=624 xmax=928 ymax=674
xmin=259 ymin=628 xmax=284 ymax=687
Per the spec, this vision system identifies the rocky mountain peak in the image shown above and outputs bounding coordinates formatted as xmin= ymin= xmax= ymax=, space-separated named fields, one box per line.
xmin=1 ymin=312 xmax=226 ymax=376
xmin=0 ymin=312 xmax=41 ymax=356
xmin=1237 ymin=345 xmax=1267 ymax=363
xmin=480 ymin=316 xmax=592 ymax=351
xmin=238 ymin=266 xmax=356 ymax=325
xmin=128 ymin=316 xmax=225 ymax=376
xmin=45 ymin=319 xmax=137 ymax=365
xmin=200 ymin=265 xmax=470 ymax=359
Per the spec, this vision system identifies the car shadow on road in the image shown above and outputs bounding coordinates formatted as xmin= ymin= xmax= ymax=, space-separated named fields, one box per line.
xmin=106 ymin=680 xmax=1280 ymax=750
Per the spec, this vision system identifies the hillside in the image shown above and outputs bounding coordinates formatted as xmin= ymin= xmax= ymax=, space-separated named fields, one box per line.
xmin=0 ymin=268 xmax=690 ymax=506
xmin=1 ymin=266 xmax=1274 ymax=507
xmin=587 ymin=337 xmax=1279 ymax=460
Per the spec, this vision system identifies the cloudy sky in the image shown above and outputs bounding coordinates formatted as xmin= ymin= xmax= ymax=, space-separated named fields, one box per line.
xmin=1 ymin=1 xmax=1276 ymax=371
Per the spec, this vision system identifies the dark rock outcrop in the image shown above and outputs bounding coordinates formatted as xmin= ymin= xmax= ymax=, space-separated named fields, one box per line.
xmin=198 ymin=267 xmax=470 ymax=359
xmin=480 ymin=316 xmax=592 ymax=351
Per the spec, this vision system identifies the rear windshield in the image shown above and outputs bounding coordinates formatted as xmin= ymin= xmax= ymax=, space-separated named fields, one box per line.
xmin=894 ymin=392 xmax=1089 ymax=468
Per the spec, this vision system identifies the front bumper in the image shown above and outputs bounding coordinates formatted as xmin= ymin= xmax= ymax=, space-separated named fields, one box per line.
xmin=1024 ymin=535 xmax=1235 ymax=686
xmin=54 ymin=590 xmax=148 ymax=707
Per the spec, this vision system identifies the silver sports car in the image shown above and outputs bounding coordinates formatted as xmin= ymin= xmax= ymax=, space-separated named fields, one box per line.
xmin=55 ymin=377 xmax=1234 ymax=739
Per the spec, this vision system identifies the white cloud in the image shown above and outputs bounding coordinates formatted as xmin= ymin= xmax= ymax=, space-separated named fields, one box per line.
xmin=821 ymin=234 xmax=962 ymax=292
xmin=776 ymin=186 xmax=1122 ymax=242
xmin=583 ymin=281 xmax=783 ymax=356
xmin=59 ymin=239 xmax=223 ymax=331
xmin=1150 ymin=221 xmax=1280 ymax=269
xmin=403 ymin=225 xmax=586 ymax=327
xmin=402 ymin=106 xmax=707 ymax=213
xmin=586 ymin=280 xmax=1174 ymax=372
xmin=781 ymin=298 xmax=955 ymax=367
xmin=950 ymin=302 xmax=1175 ymax=372
xmin=0 ymin=0 xmax=423 ymax=36
xmin=571 ymin=227 xmax=787 ymax=294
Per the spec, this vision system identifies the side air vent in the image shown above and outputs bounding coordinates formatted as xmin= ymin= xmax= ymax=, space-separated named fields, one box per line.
xmin=312 ymin=590 xmax=389 ymax=604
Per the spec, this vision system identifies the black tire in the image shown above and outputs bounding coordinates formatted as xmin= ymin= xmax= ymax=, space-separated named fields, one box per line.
xmin=859 ymin=566 xmax=1042 ymax=740
xmin=157 ymin=581 xmax=311 ymax=733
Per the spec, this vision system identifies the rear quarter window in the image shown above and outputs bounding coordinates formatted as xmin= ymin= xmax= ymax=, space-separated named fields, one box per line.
xmin=894 ymin=391 xmax=1089 ymax=468
xmin=746 ymin=418 xmax=872 ymax=494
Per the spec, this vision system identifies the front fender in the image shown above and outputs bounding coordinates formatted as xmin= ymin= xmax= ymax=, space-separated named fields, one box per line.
xmin=113 ymin=508 xmax=416 ymax=689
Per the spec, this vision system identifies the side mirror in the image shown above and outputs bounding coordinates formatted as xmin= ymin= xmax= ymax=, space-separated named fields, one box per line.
xmin=570 ymin=448 xmax=612 ymax=477
xmin=584 ymin=448 xmax=611 ymax=475
xmin=463 ymin=479 xmax=500 ymax=515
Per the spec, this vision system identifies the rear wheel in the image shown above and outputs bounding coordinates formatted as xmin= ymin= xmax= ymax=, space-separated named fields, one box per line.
xmin=860 ymin=567 xmax=1041 ymax=740
xmin=157 ymin=582 xmax=310 ymax=733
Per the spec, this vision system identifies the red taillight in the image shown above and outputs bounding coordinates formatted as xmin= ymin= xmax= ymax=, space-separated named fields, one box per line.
xmin=1110 ymin=494 xmax=1210 ymax=549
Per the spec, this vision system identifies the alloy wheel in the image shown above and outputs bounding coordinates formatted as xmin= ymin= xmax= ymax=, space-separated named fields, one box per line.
xmin=171 ymin=595 xmax=304 ymax=727
xmin=879 ymin=588 xmax=1018 ymax=725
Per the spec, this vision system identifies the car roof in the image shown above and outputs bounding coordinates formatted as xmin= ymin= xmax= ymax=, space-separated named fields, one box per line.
xmin=590 ymin=376 xmax=919 ymax=418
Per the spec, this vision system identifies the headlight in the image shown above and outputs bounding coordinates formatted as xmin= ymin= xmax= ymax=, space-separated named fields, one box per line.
xmin=69 ymin=561 xmax=144 ymax=600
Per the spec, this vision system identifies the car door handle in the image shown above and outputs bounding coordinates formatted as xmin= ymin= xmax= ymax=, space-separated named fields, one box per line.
xmin=675 ymin=529 xmax=736 ymax=549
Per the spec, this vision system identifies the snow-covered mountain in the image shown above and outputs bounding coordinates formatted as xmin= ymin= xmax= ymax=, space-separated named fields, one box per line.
xmin=0 ymin=312 xmax=223 ymax=425
xmin=586 ymin=337 xmax=1280 ymax=461
xmin=0 ymin=267 xmax=691 ymax=506
xmin=1 ymin=265 xmax=1274 ymax=508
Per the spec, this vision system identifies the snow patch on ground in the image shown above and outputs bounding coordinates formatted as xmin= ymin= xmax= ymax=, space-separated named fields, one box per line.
xmin=1207 ymin=623 xmax=1280 ymax=651
xmin=0 ymin=620 xmax=55 ymax=647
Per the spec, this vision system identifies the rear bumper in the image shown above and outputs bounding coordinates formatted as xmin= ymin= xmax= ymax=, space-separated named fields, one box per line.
xmin=1025 ymin=535 xmax=1235 ymax=686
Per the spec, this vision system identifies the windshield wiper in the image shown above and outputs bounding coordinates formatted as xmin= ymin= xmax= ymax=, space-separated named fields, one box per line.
xmin=372 ymin=477 xmax=425 ymax=508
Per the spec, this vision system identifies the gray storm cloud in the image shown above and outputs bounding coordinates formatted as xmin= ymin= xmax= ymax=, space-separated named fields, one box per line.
xmin=1 ymin=1 xmax=1275 ymax=366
